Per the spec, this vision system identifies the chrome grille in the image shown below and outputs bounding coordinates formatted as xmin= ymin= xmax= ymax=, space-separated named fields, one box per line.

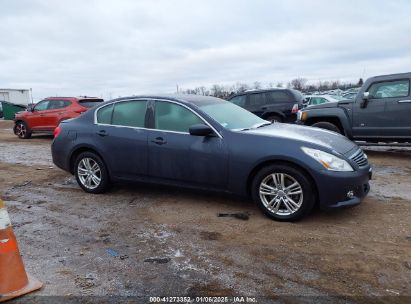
xmin=350 ymin=149 xmax=368 ymax=167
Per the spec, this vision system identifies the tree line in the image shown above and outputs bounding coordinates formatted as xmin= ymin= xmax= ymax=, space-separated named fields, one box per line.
xmin=179 ymin=78 xmax=364 ymax=99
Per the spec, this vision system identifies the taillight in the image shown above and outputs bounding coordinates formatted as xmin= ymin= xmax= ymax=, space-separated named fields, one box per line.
xmin=291 ymin=103 xmax=299 ymax=113
xmin=75 ymin=109 xmax=86 ymax=114
xmin=54 ymin=126 xmax=62 ymax=138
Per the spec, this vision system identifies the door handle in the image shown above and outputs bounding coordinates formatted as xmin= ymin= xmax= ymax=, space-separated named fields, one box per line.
xmin=151 ymin=137 xmax=167 ymax=145
xmin=97 ymin=130 xmax=108 ymax=137
xmin=398 ymin=100 xmax=411 ymax=103
xmin=261 ymin=107 xmax=268 ymax=110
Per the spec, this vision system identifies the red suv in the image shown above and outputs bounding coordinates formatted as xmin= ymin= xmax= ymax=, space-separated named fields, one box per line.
xmin=14 ymin=97 xmax=104 ymax=139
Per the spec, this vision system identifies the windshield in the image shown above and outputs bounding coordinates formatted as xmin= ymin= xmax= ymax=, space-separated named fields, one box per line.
xmin=199 ymin=102 xmax=267 ymax=130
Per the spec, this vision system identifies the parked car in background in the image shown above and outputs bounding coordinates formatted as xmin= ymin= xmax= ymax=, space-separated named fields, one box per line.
xmin=14 ymin=96 xmax=104 ymax=139
xmin=302 ymin=95 xmax=342 ymax=108
xmin=52 ymin=94 xmax=371 ymax=221
xmin=342 ymin=92 xmax=358 ymax=100
xmin=297 ymin=72 xmax=411 ymax=143
xmin=227 ymin=89 xmax=303 ymax=122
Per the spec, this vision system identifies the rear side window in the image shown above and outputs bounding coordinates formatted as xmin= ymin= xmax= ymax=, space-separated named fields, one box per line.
xmin=248 ymin=93 xmax=266 ymax=106
xmin=112 ymin=101 xmax=147 ymax=127
xmin=155 ymin=101 xmax=202 ymax=133
xmin=265 ymin=91 xmax=293 ymax=103
xmin=79 ymin=99 xmax=104 ymax=108
xmin=48 ymin=100 xmax=71 ymax=110
xmin=97 ymin=104 xmax=113 ymax=124
xmin=230 ymin=95 xmax=246 ymax=107
xmin=368 ymin=79 xmax=410 ymax=99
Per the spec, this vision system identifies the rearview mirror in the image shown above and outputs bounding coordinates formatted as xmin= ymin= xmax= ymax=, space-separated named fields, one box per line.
xmin=360 ymin=92 xmax=370 ymax=108
xmin=189 ymin=124 xmax=214 ymax=136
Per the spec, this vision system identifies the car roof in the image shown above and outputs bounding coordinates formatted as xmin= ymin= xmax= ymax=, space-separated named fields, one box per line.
xmin=103 ymin=94 xmax=225 ymax=107
xmin=44 ymin=96 xmax=102 ymax=101
xmin=230 ymin=88 xmax=298 ymax=98
xmin=368 ymin=72 xmax=411 ymax=82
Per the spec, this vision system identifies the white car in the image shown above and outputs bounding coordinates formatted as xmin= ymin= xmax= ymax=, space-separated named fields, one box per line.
xmin=302 ymin=95 xmax=341 ymax=108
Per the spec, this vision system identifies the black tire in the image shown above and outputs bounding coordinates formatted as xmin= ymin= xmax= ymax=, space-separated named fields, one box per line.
xmin=311 ymin=121 xmax=341 ymax=134
xmin=74 ymin=152 xmax=110 ymax=194
xmin=251 ymin=164 xmax=316 ymax=221
xmin=14 ymin=121 xmax=32 ymax=139
xmin=266 ymin=114 xmax=283 ymax=123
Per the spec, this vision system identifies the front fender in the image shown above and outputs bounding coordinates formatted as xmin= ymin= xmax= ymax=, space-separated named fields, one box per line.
xmin=303 ymin=108 xmax=352 ymax=139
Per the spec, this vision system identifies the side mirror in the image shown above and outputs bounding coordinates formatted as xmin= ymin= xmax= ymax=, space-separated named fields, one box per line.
xmin=360 ymin=92 xmax=370 ymax=108
xmin=27 ymin=105 xmax=34 ymax=112
xmin=189 ymin=124 xmax=214 ymax=137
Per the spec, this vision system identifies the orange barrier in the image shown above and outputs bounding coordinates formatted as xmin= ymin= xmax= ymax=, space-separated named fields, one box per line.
xmin=0 ymin=199 xmax=43 ymax=302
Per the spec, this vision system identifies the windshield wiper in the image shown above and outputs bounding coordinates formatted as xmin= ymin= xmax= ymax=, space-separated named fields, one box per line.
xmin=254 ymin=122 xmax=272 ymax=128
xmin=238 ymin=122 xmax=272 ymax=131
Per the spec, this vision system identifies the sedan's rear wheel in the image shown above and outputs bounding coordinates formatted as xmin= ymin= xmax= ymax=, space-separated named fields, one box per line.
xmin=74 ymin=152 xmax=109 ymax=193
xmin=251 ymin=164 xmax=315 ymax=221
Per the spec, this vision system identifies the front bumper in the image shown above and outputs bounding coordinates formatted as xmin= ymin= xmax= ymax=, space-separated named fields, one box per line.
xmin=313 ymin=166 xmax=371 ymax=210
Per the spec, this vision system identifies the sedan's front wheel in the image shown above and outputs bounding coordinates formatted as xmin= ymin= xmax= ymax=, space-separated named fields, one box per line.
xmin=74 ymin=152 xmax=109 ymax=193
xmin=251 ymin=164 xmax=316 ymax=221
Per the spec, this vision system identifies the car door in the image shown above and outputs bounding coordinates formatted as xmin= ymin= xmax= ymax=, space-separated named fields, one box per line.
xmin=28 ymin=100 xmax=50 ymax=130
xmin=352 ymin=79 xmax=410 ymax=138
xmin=147 ymin=100 xmax=228 ymax=188
xmin=94 ymin=100 xmax=148 ymax=179
xmin=380 ymin=79 xmax=411 ymax=137
xmin=43 ymin=100 xmax=71 ymax=129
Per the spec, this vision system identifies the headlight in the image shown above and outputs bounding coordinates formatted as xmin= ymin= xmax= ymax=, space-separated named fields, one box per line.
xmin=302 ymin=147 xmax=353 ymax=171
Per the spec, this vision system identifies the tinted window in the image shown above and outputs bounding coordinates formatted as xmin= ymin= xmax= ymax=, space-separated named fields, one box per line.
xmin=112 ymin=101 xmax=147 ymax=127
xmin=266 ymin=91 xmax=293 ymax=103
xmin=48 ymin=100 xmax=71 ymax=110
xmin=155 ymin=101 xmax=202 ymax=133
xmin=368 ymin=79 xmax=410 ymax=99
xmin=248 ymin=93 xmax=266 ymax=106
xmin=97 ymin=104 xmax=114 ymax=124
xmin=230 ymin=95 xmax=246 ymax=107
xmin=79 ymin=99 xmax=104 ymax=108
xmin=34 ymin=100 xmax=50 ymax=111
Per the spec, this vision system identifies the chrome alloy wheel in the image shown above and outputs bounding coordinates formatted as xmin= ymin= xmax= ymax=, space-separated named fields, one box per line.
xmin=15 ymin=123 xmax=27 ymax=138
xmin=77 ymin=158 xmax=102 ymax=190
xmin=259 ymin=173 xmax=303 ymax=216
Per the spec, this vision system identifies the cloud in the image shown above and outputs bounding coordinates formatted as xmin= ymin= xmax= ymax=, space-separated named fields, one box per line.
xmin=1 ymin=0 xmax=411 ymax=100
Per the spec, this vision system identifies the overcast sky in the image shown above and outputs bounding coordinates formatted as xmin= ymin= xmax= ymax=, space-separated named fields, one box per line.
xmin=1 ymin=0 xmax=411 ymax=100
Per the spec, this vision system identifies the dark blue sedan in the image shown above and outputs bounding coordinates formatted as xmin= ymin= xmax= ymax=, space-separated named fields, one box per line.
xmin=51 ymin=94 xmax=371 ymax=221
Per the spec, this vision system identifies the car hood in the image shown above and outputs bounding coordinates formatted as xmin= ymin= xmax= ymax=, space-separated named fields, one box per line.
xmin=244 ymin=123 xmax=357 ymax=155
xmin=305 ymin=101 xmax=338 ymax=110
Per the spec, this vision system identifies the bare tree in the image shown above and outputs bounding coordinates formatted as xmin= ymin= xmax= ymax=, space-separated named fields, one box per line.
xmin=253 ymin=81 xmax=262 ymax=89
xmin=290 ymin=78 xmax=307 ymax=91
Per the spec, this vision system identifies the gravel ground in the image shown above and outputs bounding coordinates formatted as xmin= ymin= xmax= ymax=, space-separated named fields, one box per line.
xmin=0 ymin=120 xmax=410 ymax=303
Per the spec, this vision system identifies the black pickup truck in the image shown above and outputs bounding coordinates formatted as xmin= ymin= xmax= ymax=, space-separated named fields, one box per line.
xmin=298 ymin=72 xmax=411 ymax=143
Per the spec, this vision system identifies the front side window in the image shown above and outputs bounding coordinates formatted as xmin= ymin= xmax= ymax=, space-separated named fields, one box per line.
xmin=230 ymin=95 xmax=246 ymax=107
xmin=112 ymin=101 xmax=147 ymax=127
xmin=248 ymin=93 xmax=266 ymax=106
xmin=368 ymin=79 xmax=410 ymax=99
xmin=34 ymin=100 xmax=50 ymax=111
xmin=155 ymin=101 xmax=203 ymax=133
xmin=96 ymin=104 xmax=113 ymax=124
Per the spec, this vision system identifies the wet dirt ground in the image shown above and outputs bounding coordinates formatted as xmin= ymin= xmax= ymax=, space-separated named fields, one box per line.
xmin=0 ymin=120 xmax=410 ymax=303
